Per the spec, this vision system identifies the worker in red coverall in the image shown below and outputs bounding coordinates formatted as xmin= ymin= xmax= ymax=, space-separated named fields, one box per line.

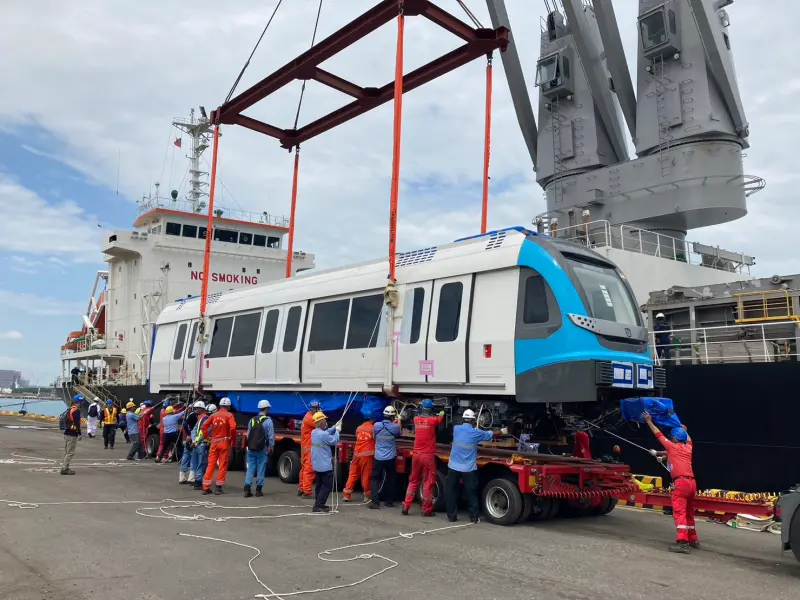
xmin=573 ymin=430 xmax=592 ymax=459
xmin=156 ymin=399 xmax=172 ymax=458
xmin=298 ymin=401 xmax=321 ymax=498
xmin=138 ymin=401 xmax=156 ymax=458
xmin=643 ymin=411 xmax=698 ymax=554
xmin=343 ymin=415 xmax=375 ymax=503
xmin=201 ymin=397 xmax=238 ymax=495
xmin=402 ymin=399 xmax=445 ymax=517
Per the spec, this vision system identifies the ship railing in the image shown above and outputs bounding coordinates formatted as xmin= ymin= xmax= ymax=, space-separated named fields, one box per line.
xmin=649 ymin=320 xmax=800 ymax=365
xmin=542 ymin=218 xmax=752 ymax=275
xmin=138 ymin=197 xmax=290 ymax=228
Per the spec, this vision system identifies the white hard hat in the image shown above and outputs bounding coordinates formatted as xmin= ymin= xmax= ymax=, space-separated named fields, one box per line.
xmin=219 ymin=397 xmax=231 ymax=407
xmin=94 ymin=397 xmax=100 ymax=402
xmin=258 ymin=400 xmax=271 ymax=409
xmin=206 ymin=403 xmax=217 ymax=413
xmin=193 ymin=400 xmax=206 ymax=409
xmin=656 ymin=312 xmax=665 ymax=318
xmin=462 ymin=409 xmax=477 ymax=420
xmin=383 ymin=405 xmax=397 ymax=417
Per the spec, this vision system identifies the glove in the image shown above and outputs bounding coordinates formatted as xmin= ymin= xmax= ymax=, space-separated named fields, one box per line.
xmin=335 ymin=421 xmax=342 ymax=432
xmin=656 ymin=456 xmax=664 ymax=463
xmin=500 ymin=427 xmax=508 ymax=435
xmin=649 ymin=449 xmax=658 ymax=457
xmin=438 ymin=411 xmax=445 ymax=417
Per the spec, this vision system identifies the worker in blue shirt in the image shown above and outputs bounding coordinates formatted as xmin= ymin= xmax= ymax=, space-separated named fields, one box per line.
xmin=369 ymin=405 xmax=402 ymax=510
xmin=155 ymin=405 xmax=185 ymax=463
xmin=179 ymin=401 xmax=205 ymax=484
xmin=125 ymin=401 xmax=145 ymax=460
xmin=446 ymin=409 xmax=507 ymax=523
xmin=191 ymin=403 xmax=215 ymax=490
xmin=244 ymin=400 xmax=275 ymax=498
xmin=310 ymin=412 xmax=341 ymax=512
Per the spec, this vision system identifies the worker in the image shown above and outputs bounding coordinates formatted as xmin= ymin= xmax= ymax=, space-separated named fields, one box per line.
xmin=179 ymin=400 xmax=205 ymax=484
xmin=125 ymin=401 xmax=145 ymax=460
xmin=156 ymin=398 xmax=171 ymax=458
xmin=244 ymin=400 xmax=275 ymax=498
xmin=139 ymin=401 xmax=155 ymax=457
xmin=86 ymin=397 xmax=100 ymax=438
xmin=369 ymin=406 xmax=401 ymax=509
xmin=102 ymin=400 xmax=118 ymax=450
xmin=118 ymin=408 xmax=130 ymax=443
xmin=310 ymin=412 xmax=341 ymax=512
xmin=573 ymin=430 xmax=592 ymax=459
xmin=201 ymin=397 xmax=237 ymax=495
xmin=642 ymin=411 xmax=698 ymax=553
xmin=402 ymin=399 xmax=445 ymax=517
xmin=445 ymin=410 xmax=507 ymax=523
xmin=343 ymin=413 xmax=375 ymax=503
xmin=61 ymin=394 xmax=84 ymax=475
xmin=191 ymin=403 xmax=214 ymax=490
xmin=653 ymin=313 xmax=672 ymax=362
xmin=156 ymin=404 xmax=186 ymax=463
xmin=298 ymin=401 xmax=322 ymax=498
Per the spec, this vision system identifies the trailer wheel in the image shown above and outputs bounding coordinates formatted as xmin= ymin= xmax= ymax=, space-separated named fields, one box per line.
xmin=517 ymin=495 xmax=534 ymax=523
xmin=482 ymin=478 xmax=524 ymax=526
xmin=416 ymin=468 xmax=447 ymax=512
xmin=146 ymin=433 xmax=160 ymax=457
xmin=527 ymin=497 xmax=555 ymax=522
xmin=228 ymin=447 xmax=245 ymax=472
xmin=590 ymin=497 xmax=617 ymax=516
xmin=790 ymin=504 xmax=800 ymax=563
xmin=277 ymin=450 xmax=302 ymax=484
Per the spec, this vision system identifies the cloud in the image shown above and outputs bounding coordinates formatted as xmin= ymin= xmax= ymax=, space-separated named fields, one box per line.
xmin=0 ymin=330 xmax=23 ymax=341
xmin=0 ymin=175 xmax=102 ymax=263
xmin=0 ymin=290 xmax=84 ymax=317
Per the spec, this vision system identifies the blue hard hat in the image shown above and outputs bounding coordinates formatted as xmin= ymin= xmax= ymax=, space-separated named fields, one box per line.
xmin=143 ymin=400 xmax=153 ymax=407
xmin=671 ymin=427 xmax=688 ymax=442
xmin=106 ymin=399 xmax=113 ymax=405
xmin=309 ymin=401 xmax=321 ymax=409
xmin=421 ymin=399 xmax=434 ymax=410
xmin=73 ymin=394 xmax=84 ymax=402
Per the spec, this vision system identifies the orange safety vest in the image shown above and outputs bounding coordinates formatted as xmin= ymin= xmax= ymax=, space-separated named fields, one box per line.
xmin=67 ymin=406 xmax=81 ymax=432
xmin=103 ymin=407 xmax=118 ymax=425
xmin=353 ymin=422 xmax=375 ymax=458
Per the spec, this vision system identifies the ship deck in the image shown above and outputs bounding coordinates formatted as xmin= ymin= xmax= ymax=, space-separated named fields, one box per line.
xmin=0 ymin=414 xmax=797 ymax=600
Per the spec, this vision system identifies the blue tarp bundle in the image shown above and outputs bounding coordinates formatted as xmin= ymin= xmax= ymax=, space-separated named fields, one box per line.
xmin=621 ymin=397 xmax=682 ymax=430
xmin=228 ymin=392 xmax=389 ymax=421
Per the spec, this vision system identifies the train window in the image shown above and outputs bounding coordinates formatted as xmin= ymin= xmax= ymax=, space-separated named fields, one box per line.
xmin=410 ymin=287 xmax=425 ymax=344
xmin=347 ymin=294 xmax=384 ymax=349
xmin=214 ymin=228 xmax=238 ymax=243
xmin=260 ymin=309 xmax=279 ymax=354
xmin=187 ymin=322 xmax=199 ymax=358
xmin=228 ymin=312 xmax=261 ymax=357
xmin=283 ymin=306 xmax=302 ymax=352
xmin=309 ymin=299 xmax=349 ymax=351
xmin=436 ymin=282 xmax=463 ymax=343
xmin=523 ymin=276 xmax=550 ymax=324
xmin=182 ymin=224 xmax=197 ymax=238
xmin=173 ymin=323 xmax=188 ymax=359
xmin=253 ymin=234 xmax=267 ymax=247
xmin=165 ymin=222 xmax=182 ymax=236
xmin=207 ymin=317 xmax=234 ymax=358
xmin=566 ymin=257 xmax=639 ymax=326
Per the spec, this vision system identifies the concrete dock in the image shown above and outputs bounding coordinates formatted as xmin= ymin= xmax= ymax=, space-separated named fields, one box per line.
xmin=0 ymin=413 xmax=797 ymax=600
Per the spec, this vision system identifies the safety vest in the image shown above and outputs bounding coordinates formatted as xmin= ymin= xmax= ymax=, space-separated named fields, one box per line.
xmin=67 ymin=406 xmax=81 ymax=432
xmin=103 ymin=407 xmax=118 ymax=425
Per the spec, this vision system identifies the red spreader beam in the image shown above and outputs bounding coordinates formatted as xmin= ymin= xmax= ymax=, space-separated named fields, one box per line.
xmin=209 ymin=0 xmax=509 ymax=151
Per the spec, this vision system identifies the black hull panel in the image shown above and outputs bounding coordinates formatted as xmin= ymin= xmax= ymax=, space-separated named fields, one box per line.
xmin=58 ymin=384 xmax=168 ymax=408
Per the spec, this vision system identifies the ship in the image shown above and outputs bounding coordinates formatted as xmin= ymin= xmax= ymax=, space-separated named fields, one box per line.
xmin=57 ymin=108 xmax=315 ymax=407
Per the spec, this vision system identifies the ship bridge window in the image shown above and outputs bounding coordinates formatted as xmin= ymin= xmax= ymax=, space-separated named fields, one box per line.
xmin=182 ymin=224 xmax=197 ymax=238
xmin=535 ymin=56 xmax=558 ymax=86
xmin=199 ymin=227 xmax=207 ymax=239
xmin=239 ymin=232 xmax=252 ymax=245
xmin=253 ymin=234 xmax=267 ymax=248
xmin=268 ymin=236 xmax=280 ymax=248
xmin=166 ymin=222 xmax=182 ymax=236
xmin=213 ymin=228 xmax=238 ymax=243
xmin=640 ymin=10 xmax=667 ymax=51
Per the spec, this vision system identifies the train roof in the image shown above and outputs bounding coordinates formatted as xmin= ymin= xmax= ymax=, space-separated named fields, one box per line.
xmin=158 ymin=227 xmax=542 ymax=324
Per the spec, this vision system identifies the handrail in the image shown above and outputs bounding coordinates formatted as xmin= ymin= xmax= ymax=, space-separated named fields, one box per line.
xmin=138 ymin=197 xmax=289 ymax=228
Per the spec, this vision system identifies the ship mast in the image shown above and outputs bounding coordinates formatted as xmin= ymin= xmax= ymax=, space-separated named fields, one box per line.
xmin=172 ymin=108 xmax=213 ymax=213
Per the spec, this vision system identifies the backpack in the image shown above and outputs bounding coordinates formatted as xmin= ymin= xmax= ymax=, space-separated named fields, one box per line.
xmin=88 ymin=404 xmax=98 ymax=418
xmin=247 ymin=416 xmax=267 ymax=452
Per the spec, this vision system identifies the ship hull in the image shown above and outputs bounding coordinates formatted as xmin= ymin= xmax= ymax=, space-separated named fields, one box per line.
xmin=58 ymin=383 xmax=168 ymax=408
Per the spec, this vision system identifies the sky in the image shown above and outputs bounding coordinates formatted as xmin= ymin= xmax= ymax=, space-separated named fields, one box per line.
xmin=0 ymin=0 xmax=797 ymax=383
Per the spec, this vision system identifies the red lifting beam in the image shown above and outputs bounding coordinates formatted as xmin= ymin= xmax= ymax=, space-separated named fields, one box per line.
xmin=209 ymin=0 xmax=509 ymax=151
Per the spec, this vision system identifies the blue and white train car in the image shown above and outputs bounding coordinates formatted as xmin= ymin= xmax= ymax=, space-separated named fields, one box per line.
xmin=150 ymin=227 xmax=662 ymax=436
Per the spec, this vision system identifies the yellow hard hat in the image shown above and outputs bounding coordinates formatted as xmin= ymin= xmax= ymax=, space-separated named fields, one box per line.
xmin=166 ymin=406 xmax=175 ymax=414
xmin=312 ymin=412 xmax=328 ymax=424
xmin=121 ymin=409 xmax=127 ymax=414
xmin=126 ymin=401 xmax=135 ymax=409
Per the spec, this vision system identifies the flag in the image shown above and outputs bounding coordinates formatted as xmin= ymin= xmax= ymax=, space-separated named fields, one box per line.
xmin=174 ymin=138 xmax=182 ymax=148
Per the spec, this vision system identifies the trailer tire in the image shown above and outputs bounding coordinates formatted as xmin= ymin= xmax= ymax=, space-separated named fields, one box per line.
xmin=416 ymin=468 xmax=447 ymax=512
xmin=517 ymin=495 xmax=534 ymax=523
xmin=482 ymin=478 xmax=524 ymax=526
xmin=146 ymin=433 xmax=160 ymax=458
xmin=790 ymin=504 xmax=800 ymax=564
xmin=228 ymin=447 xmax=245 ymax=472
xmin=528 ymin=497 xmax=555 ymax=522
xmin=277 ymin=450 xmax=302 ymax=484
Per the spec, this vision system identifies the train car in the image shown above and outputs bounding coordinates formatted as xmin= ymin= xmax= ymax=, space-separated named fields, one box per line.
xmin=150 ymin=227 xmax=663 ymax=440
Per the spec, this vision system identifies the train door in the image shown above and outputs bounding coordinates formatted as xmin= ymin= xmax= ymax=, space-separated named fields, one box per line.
xmin=150 ymin=323 xmax=177 ymax=389
xmin=168 ymin=321 xmax=191 ymax=385
xmin=393 ymin=281 xmax=432 ymax=384
xmin=426 ymin=275 xmax=473 ymax=384
xmin=276 ymin=302 xmax=306 ymax=383
xmin=255 ymin=307 xmax=282 ymax=383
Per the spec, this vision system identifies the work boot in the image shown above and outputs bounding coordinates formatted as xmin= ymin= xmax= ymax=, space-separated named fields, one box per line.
xmin=363 ymin=496 xmax=371 ymax=504
xmin=297 ymin=489 xmax=304 ymax=497
xmin=202 ymin=488 xmax=213 ymax=495
xmin=422 ymin=511 xmax=436 ymax=518
xmin=448 ymin=516 xmax=458 ymax=523
xmin=384 ymin=502 xmax=394 ymax=508
xmin=255 ymin=486 xmax=263 ymax=497
xmin=178 ymin=472 xmax=188 ymax=485
xmin=244 ymin=486 xmax=253 ymax=498
xmin=401 ymin=507 xmax=409 ymax=516
xmin=193 ymin=483 xmax=203 ymax=491
xmin=342 ymin=496 xmax=352 ymax=503
xmin=689 ymin=541 xmax=701 ymax=549
xmin=215 ymin=486 xmax=225 ymax=495
xmin=368 ymin=502 xmax=381 ymax=510
xmin=60 ymin=468 xmax=75 ymax=475
xmin=301 ymin=492 xmax=313 ymax=499
xmin=470 ymin=517 xmax=480 ymax=524
xmin=668 ymin=542 xmax=691 ymax=554
xmin=312 ymin=506 xmax=331 ymax=513
xmin=187 ymin=471 xmax=195 ymax=484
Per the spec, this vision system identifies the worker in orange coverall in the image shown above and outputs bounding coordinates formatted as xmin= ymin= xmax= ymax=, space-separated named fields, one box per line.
xmin=298 ymin=401 xmax=322 ymax=498
xmin=201 ymin=397 xmax=238 ymax=495
xmin=342 ymin=414 xmax=375 ymax=503
xmin=402 ymin=399 xmax=445 ymax=517
xmin=643 ymin=411 xmax=698 ymax=554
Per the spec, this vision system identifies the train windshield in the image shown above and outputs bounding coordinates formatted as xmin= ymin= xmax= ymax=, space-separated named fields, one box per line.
xmin=566 ymin=257 xmax=639 ymax=326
